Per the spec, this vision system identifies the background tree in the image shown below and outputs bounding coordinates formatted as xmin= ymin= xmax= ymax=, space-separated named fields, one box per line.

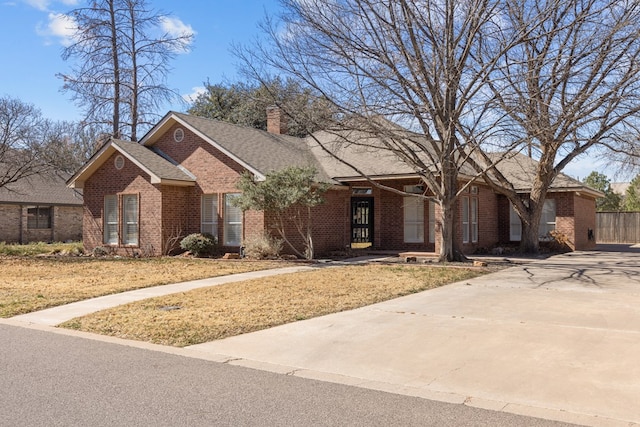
xmin=42 ymin=122 xmax=109 ymax=174
xmin=59 ymin=0 xmax=193 ymax=141
xmin=236 ymin=0 xmax=521 ymax=261
xmin=232 ymin=166 xmax=327 ymax=260
xmin=623 ymin=174 xmax=640 ymax=211
xmin=478 ymin=0 xmax=640 ymax=252
xmin=188 ymin=77 xmax=334 ymax=138
xmin=583 ymin=171 xmax=622 ymax=212
xmin=0 ymin=97 xmax=53 ymax=189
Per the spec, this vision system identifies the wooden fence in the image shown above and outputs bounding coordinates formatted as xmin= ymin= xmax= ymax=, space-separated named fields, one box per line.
xmin=596 ymin=212 xmax=640 ymax=243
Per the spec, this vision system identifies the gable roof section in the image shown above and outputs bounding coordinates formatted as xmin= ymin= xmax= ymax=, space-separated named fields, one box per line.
xmin=141 ymin=112 xmax=332 ymax=182
xmin=492 ymin=153 xmax=603 ymax=198
xmin=67 ymin=139 xmax=195 ymax=189
xmin=0 ymin=172 xmax=83 ymax=205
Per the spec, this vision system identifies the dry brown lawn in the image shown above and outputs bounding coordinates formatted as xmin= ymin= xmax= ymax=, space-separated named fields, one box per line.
xmin=60 ymin=264 xmax=485 ymax=347
xmin=0 ymin=257 xmax=287 ymax=317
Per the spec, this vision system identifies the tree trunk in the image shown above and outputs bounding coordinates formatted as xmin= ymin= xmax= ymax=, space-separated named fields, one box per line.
xmin=518 ymin=182 xmax=547 ymax=254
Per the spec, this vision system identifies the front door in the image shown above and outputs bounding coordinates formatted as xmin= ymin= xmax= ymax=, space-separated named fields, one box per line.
xmin=351 ymin=197 xmax=374 ymax=248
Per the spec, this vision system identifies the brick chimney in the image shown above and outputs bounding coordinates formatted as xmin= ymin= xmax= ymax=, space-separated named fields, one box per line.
xmin=266 ymin=105 xmax=288 ymax=135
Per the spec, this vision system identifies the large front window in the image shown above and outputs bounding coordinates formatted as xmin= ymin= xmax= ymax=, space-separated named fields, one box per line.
xmin=201 ymin=194 xmax=219 ymax=240
xmin=224 ymin=193 xmax=242 ymax=246
xmin=122 ymin=194 xmax=139 ymax=245
xmin=404 ymin=196 xmax=424 ymax=243
xmin=104 ymin=195 xmax=118 ymax=244
xmin=510 ymin=199 xmax=556 ymax=241
xmin=462 ymin=196 xmax=478 ymax=243
xmin=104 ymin=194 xmax=139 ymax=246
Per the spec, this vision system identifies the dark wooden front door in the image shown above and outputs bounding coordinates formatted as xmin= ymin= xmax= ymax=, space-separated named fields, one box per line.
xmin=351 ymin=197 xmax=374 ymax=248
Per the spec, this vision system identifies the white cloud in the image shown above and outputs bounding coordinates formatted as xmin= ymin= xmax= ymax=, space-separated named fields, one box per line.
xmin=36 ymin=12 xmax=77 ymax=46
xmin=159 ymin=16 xmax=195 ymax=53
xmin=23 ymin=0 xmax=78 ymax=11
xmin=183 ymin=86 xmax=206 ymax=103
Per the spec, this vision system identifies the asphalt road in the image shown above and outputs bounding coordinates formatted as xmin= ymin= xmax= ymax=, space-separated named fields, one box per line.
xmin=0 ymin=324 xmax=576 ymax=427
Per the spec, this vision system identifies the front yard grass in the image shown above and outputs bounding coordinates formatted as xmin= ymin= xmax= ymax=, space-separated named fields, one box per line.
xmin=0 ymin=256 xmax=287 ymax=317
xmin=60 ymin=264 xmax=484 ymax=347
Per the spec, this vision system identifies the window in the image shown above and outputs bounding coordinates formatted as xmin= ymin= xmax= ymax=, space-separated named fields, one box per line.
xmin=27 ymin=206 xmax=51 ymax=229
xmin=173 ymin=128 xmax=184 ymax=142
xmin=122 ymin=194 xmax=139 ymax=245
xmin=403 ymin=196 xmax=424 ymax=243
xmin=428 ymin=200 xmax=436 ymax=244
xmin=201 ymin=194 xmax=218 ymax=240
xmin=104 ymin=195 xmax=118 ymax=244
xmin=462 ymin=196 xmax=478 ymax=244
xmin=539 ymin=199 xmax=556 ymax=239
xmin=224 ymin=193 xmax=242 ymax=246
xmin=104 ymin=194 xmax=139 ymax=246
xmin=352 ymin=187 xmax=372 ymax=195
xmin=509 ymin=199 xmax=556 ymax=241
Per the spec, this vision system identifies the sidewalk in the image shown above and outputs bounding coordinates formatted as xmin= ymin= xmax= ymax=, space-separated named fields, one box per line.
xmin=11 ymin=265 xmax=316 ymax=326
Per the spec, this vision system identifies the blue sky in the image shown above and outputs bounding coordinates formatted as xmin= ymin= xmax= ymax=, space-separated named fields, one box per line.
xmin=0 ymin=0 xmax=280 ymax=122
xmin=0 ymin=0 xmax=609 ymax=179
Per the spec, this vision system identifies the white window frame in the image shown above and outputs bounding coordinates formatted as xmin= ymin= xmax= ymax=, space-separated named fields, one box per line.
xmin=403 ymin=196 xmax=424 ymax=243
xmin=122 ymin=194 xmax=139 ymax=246
xmin=429 ymin=200 xmax=436 ymax=244
xmin=224 ymin=193 xmax=242 ymax=246
xmin=201 ymin=194 xmax=219 ymax=240
xmin=509 ymin=199 xmax=556 ymax=241
xmin=539 ymin=199 xmax=557 ymax=240
xmin=462 ymin=197 xmax=470 ymax=243
xmin=462 ymin=196 xmax=478 ymax=244
xmin=104 ymin=195 xmax=118 ymax=245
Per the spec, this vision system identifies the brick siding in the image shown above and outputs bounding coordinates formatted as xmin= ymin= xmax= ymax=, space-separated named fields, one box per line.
xmin=0 ymin=203 xmax=82 ymax=244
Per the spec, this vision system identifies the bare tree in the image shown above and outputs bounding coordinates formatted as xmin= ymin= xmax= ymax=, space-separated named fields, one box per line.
xmin=58 ymin=0 xmax=193 ymax=141
xmin=237 ymin=0 xmax=520 ymax=261
xmin=477 ymin=0 xmax=640 ymax=252
xmin=0 ymin=97 xmax=52 ymax=189
xmin=42 ymin=121 xmax=109 ymax=174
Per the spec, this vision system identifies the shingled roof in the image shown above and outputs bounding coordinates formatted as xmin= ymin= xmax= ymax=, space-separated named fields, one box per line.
xmin=68 ymin=111 xmax=602 ymax=197
xmin=0 ymin=172 xmax=82 ymax=205
xmin=68 ymin=138 xmax=195 ymax=189
xmin=143 ymin=112 xmax=332 ymax=182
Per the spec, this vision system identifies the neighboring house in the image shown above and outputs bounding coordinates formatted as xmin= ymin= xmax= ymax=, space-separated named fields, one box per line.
xmin=0 ymin=172 xmax=83 ymax=244
xmin=67 ymin=110 xmax=602 ymax=257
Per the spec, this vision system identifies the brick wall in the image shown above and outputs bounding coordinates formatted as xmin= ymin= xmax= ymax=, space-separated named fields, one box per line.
xmin=0 ymin=204 xmax=82 ymax=244
xmin=155 ymin=123 xmax=257 ymax=253
xmin=83 ymin=151 xmax=163 ymax=256
xmin=0 ymin=204 xmax=20 ymax=242
xmin=265 ymin=188 xmax=350 ymax=257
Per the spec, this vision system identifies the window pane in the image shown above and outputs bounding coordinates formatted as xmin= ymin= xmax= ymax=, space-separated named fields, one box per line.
xmin=509 ymin=204 xmax=522 ymax=241
xmin=122 ymin=195 xmax=138 ymax=245
xmin=201 ymin=194 xmax=218 ymax=239
xmin=471 ymin=198 xmax=478 ymax=243
xmin=104 ymin=195 xmax=118 ymax=244
xmin=428 ymin=201 xmax=436 ymax=244
xmin=539 ymin=199 xmax=556 ymax=239
xmin=462 ymin=197 xmax=470 ymax=243
xmin=27 ymin=207 xmax=51 ymax=229
xmin=224 ymin=194 xmax=242 ymax=246
xmin=404 ymin=196 xmax=424 ymax=243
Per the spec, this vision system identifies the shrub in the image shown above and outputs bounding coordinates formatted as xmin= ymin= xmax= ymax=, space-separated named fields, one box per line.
xmin=242 ymin=234 xmax=284 ymax=259
xmin=180 ymin=233 xmax=218 ymax=257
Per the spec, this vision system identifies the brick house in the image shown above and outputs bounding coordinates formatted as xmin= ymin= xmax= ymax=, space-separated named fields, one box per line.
xmin=67 ymin=110 xmax=602 ymax=257
xmin=0 ymin=172 xmax=83 ymax=243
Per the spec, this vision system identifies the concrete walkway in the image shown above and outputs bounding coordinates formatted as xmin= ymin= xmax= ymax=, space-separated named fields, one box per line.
xmin=9 ymin=248 xmax=640 ymax=426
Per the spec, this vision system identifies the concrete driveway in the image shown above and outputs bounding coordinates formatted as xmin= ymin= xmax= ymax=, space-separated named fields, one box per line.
xmin=188 ymin=246 xmax=640 ymax=427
